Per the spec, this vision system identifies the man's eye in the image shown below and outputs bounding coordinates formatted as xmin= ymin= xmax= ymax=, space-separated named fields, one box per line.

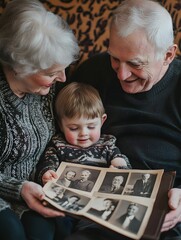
xmin=129 ymin=62 xmax=143 ymax=69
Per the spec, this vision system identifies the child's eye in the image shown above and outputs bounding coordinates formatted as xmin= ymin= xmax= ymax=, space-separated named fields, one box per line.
xmin=88 ymin=126 xmax=95 ymax=129
xmin=69 ymin=128 xmax=78 ymax=131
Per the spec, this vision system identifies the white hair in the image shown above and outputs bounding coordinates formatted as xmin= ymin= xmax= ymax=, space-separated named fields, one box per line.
xmin=0 ymin=0 xmax=79 ymax=75
xmin=82 ymin=170 xmax=91 ymax=175
xmin=111 ymin=0 xmax=174 ymax=59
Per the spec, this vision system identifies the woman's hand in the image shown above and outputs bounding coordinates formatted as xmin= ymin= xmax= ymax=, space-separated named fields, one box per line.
xmin=21 ymin=181 xmax=65 ymax=218
xmin=161 ymin=188 xmax=181 ymax=232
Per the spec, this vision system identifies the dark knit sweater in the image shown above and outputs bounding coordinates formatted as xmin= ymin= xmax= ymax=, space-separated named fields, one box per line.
xmin=0 ymin=70 xmax=56 ymax=215
xmin=70 ymin=52 xmax=181 ymax=188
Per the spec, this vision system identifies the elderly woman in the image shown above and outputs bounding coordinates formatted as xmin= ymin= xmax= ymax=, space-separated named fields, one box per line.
xmin=0 ymin=0 xmax=79 ymax=239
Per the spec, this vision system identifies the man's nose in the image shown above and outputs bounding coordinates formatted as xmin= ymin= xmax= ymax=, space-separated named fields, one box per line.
xmin=117 ymin=63 xmax=132 ymax=81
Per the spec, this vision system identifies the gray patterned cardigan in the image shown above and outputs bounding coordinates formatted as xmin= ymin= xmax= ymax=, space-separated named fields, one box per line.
xmin=0 ymin=69 xmax=56 ymax=216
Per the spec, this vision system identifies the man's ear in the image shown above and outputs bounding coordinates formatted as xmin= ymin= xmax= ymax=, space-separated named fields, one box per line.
xmin=164 ymin=44 xmax=178 ymax=65
xmin=101 ymin=113 xmax=107 ymax=125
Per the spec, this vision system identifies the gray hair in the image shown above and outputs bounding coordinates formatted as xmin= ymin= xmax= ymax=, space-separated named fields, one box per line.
xmin=0 ymin=0 xmax=79 ymax=75
xmin=111 ymin=0 xmax=174 ymax=59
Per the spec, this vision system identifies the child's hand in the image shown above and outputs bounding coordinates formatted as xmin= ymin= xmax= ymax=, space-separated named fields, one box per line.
xmin=42 ymin=170 xmax=58 ymax=185
xmin=109 ymin=164 xmax=116 ymax=168
xmin=110 ymin=157 xmax=129 ymax=169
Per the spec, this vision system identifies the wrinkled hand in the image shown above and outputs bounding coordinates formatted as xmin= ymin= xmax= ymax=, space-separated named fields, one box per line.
xmin=42 ymin=170 xmax=58 ymax=185
xmin=161 ymin=188 xmax=181 ymax=232
xmin=21 ymin=181 xmax=65 ymax=218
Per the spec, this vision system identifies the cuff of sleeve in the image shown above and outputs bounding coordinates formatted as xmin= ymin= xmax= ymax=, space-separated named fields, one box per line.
xmin=0 ymin=178 xmax=25 ymax=202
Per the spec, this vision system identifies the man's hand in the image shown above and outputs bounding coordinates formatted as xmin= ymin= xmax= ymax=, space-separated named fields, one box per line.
xmin=161 ymin=188 xmax=181 ymax=232
xmin=21 ymin=181 xmax=65 ymax=218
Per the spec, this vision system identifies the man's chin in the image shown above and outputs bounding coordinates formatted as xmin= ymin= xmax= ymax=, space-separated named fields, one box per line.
xmin=121 ymin=84 xmax=143 ymax=94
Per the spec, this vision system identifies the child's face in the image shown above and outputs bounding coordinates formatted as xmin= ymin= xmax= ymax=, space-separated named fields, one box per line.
xmin=61 ymin=115 xmax=106 ymax=148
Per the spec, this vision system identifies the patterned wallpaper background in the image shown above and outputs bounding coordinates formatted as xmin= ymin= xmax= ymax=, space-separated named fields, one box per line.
xmin=0 ymin=0 xmax=180 ymax=67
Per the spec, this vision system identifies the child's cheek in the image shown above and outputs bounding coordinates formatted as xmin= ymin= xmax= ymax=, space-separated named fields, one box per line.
xmin=91 ymin=131 xmax=101 ymax=142
xmin=65 ymin=132 xmax=76 ymax=145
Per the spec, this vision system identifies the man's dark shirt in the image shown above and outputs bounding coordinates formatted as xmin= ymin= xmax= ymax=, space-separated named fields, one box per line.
xmin=70 ymin=53 xmax=181 ymax=188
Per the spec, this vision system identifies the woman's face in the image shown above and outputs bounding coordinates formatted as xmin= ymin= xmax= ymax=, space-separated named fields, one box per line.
xmin=80 ymin=170 xmax=91 ymax=181
xmin=16 ymin=64 xmax=67 ymax=95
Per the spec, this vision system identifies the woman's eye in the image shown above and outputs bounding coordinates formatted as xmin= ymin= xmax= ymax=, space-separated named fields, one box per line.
xmin=112 ymin=56 xmax=119 ymax=63
xmin=48 ymin=74 xmax=55 ymax=77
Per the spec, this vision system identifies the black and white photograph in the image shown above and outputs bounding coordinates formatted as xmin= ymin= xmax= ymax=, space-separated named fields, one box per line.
xmin=57 ymin=190 xmax=90 ymax=212
xmin=98 ymin=172 xmax=128 ymax=194
xmin=56 ymin=165 xmax=101 ymax=192
xmin=87 ymin=197 xmax=118 ymax=221
xmin=124 ymin=173 xmax=157 ymax=198
xmin=45 ymin=182 xmax=65 ymax=203
xmin=56 ymin=169 xmax=77 ymax=187
xmin=113 ymin=200 xmax=147 ymax=234
xmin=43 ymin=162 xmax=165 ymax=239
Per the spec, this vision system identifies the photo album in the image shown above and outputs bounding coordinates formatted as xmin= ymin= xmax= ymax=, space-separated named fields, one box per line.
xmin=43 ymin=162 xmax=175 ymax=240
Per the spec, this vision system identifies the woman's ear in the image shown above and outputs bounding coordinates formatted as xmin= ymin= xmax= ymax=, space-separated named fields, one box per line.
xmin=164 ymin=44 xmax=178 ymax=65
xmin=101 ymin=113 xmax=107 ymax=125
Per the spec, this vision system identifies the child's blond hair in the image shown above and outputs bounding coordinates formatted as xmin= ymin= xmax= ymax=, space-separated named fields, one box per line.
xmin=55 ymin=82 xmax=105 ymax=121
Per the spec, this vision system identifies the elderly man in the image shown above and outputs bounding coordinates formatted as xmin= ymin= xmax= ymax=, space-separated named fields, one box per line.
xmin=100 ymin=175 xmax=124 ymax=194
xmin=132 ymin=173 xmax=154 ymax=197
xmin=65 ymin=0 xmax=181 ymax=239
